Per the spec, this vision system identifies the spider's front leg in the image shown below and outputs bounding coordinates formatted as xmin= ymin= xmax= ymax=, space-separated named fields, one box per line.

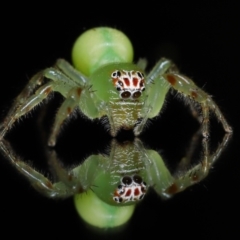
xmin=47 ymin=87 xmax=81 ymax=146
xmin=45 ymin=83 xmax=97 ymax=146
xmin=0 ymin=61 xmax=90 ymax=145
xmin=139 ymin=59 xmax=232 ymax=137
xmin=163 ymin=72 xmax=232 ymax=137
xmin=0 ymin=70 xmax=48 ymax=139
xmin=47 ymin=59 xmax=99 ymax=146
xmin=0 ymin=68 xmax=71 ymax=139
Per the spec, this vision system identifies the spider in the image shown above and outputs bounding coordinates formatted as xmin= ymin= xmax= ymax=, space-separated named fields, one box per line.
xmin=0 ymin=27 xmax=232 ymax=146
xmin=0 ymin=27 xmax=233 ymax=228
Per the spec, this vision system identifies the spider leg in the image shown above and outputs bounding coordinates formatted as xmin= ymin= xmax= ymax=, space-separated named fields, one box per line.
xmin=0 ymin=139 xmax=84 ymax=198
xmin=55 ymin=59 xmax=87 ymax=86
xmin=146 ymin=58 xmax=176 ymax=84
xmin=136 ymin=58 xmax=148 ymax=71
xmin=0 ymin=81 xmax=54 ymax=138
xmin=164 ymin=73 xmax=233 ymax=137
xmin=48 ymin=87 xmax=82 ymax=146
xmin=188 ymin=101 xmax=203 ymax=123
xmin=134 ymin=58 xmax=177 ymax=135
xmin=46 ymin=149 xmax=89 ymax=192
xmin=162 ymin=132 xmax=231 ymax=198
xmin=47 ymin=82 xmax=99 ymax=146
xmin=0 ymin=68 xmax=79 ymax=139
xmin=0 ymin=71 xmax=45 ymax=138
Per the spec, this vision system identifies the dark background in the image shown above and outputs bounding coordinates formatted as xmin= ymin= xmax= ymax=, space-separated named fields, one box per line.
xmin=1 ymin=2 xmax=239 ymax=239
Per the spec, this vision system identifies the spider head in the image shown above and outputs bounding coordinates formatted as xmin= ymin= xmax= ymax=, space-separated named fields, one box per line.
xmin=113 ymin=175 xmax=147 ymax=203
xmin=111 ymin=70 xmax=145 ymax=100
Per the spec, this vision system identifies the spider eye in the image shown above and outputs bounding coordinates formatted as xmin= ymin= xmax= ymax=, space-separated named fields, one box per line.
xmin=133 ymin=175 xmax=142 ymax=184
xmin=122 ymin=176 xmax=132 ymax=186
xmin=137 ymin=71 xmax=144 ymax=78
xmin=112 ymin=71 xmax=117 ymax=78
xmin=117 ymin=71 xmax=121 ymax=77
xmin=120 ymin=190 xmax=125 ymax=195
xmin=140 ymin=80 xmax=144 ymax=87
xmin=132 ymin=91 xmax=141 ymax=99
xmin=118 ymin=81 xmax=123 ymax=87
xmin=118 ymin=184 xmax=123 ymax=189
xmin=121 ymin=91 xmax=131 ymax=98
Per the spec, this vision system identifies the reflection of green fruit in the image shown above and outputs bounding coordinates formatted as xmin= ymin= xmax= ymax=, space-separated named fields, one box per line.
xmin=74 ymin=190 xmax=135 ymax=228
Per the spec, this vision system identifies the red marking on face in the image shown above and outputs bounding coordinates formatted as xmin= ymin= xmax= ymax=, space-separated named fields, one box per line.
xmin=133 ymin=78 xmax=138 ymax=87
xmin=126 ymin=189 xmax=132 ymax=197
xmin=123 ymin=78 xmax=130 ymax=86
xmin=166 ymin=74 xmax=176 ymax=85
xmin=134 ymin=188 xmax=140 ymax=196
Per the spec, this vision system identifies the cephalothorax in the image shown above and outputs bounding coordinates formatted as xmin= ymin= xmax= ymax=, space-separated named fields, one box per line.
xmin=0 ymin=27 xmax=232 ymax=144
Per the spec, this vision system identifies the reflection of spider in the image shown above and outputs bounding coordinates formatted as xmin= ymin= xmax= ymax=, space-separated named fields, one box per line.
xmin=0 ymin=27 xmax=232 ymax=145
xmin=0 ymin=133 xmax=231 ymax=228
